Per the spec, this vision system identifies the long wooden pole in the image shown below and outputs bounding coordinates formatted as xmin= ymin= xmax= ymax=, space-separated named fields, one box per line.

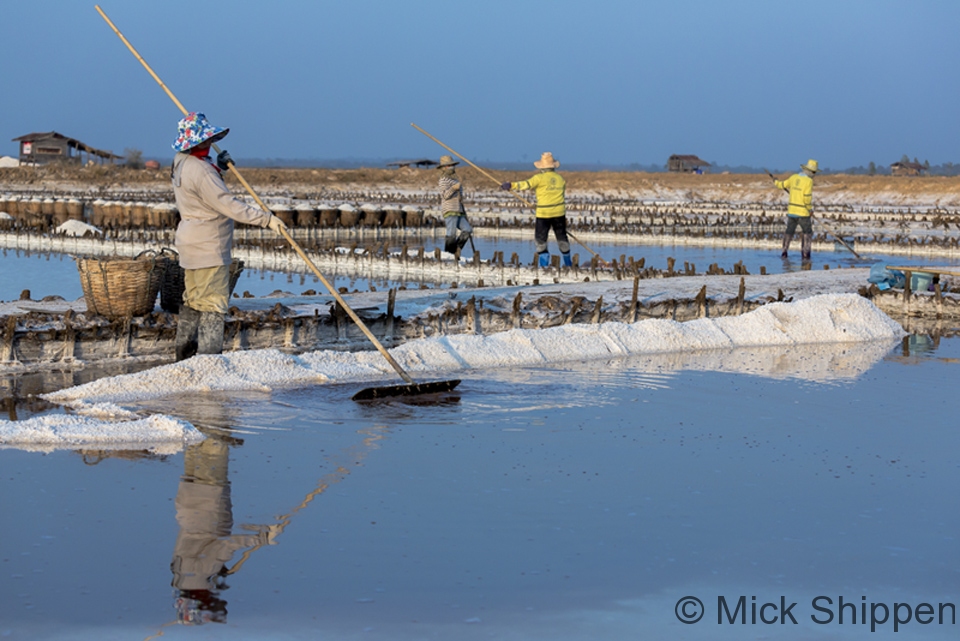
xmin=411 ymin=123 xmax=611 ymax=267
xmin=95 ymin=5 xmax=417 ymax=385
xmin=764 ymin=168 xmax=862 ymax=259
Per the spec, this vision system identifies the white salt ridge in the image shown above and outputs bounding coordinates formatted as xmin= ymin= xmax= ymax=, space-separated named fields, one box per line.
xmin=43 ymin=294 xmax=902 ymax=411
xmin=46 ymin=349 xmax=328 ymax=407
xmin=0 ymin=413 xmax=203 ymax=450
xmin=55 ymin=219 xmax=102 ymax=236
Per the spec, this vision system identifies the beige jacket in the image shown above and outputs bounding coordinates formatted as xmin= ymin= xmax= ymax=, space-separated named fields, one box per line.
xmin=172 ymin=153 xmax=272 ymax=269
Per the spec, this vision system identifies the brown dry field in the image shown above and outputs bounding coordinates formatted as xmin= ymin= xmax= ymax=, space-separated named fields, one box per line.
xmin=2 ymin=164 xmax=959 ymax=203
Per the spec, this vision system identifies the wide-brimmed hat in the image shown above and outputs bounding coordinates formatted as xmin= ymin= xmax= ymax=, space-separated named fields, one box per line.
xmin=172 ymin=112 xmax=229 ymax=152
xmin=437 ymin=155 xmax=459 ymax=168
xmin=533 ymin=152 xmax=560 ymax=169
xmin=801 ymin=159 xmax=819 ymax=174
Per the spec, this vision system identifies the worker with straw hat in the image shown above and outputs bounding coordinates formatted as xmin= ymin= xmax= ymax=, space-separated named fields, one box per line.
xmin=772 ymin=159 xmax=818 ymax=261
xmin=171 ymin=112 xmax=288 ymax=361
xmin=436 ymin=154 xmax=473 ymax=255
xmin=501 ymin=152 xmax=571 ymax=267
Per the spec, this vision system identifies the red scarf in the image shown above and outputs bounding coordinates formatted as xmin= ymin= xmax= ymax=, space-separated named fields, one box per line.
xmin=189 ymin=146 xmax=220 ymax=174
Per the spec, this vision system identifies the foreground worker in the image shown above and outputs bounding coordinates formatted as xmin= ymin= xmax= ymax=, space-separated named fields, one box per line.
xmin=501 ymin=152 xmax=571 ymax=267
xmin=436 ymin=155 xmax=473 ymax=255
xmin=772 ymin=159 xmax=818 ymax=260
xmin=171 ymin=112 xmax=287 ymax=360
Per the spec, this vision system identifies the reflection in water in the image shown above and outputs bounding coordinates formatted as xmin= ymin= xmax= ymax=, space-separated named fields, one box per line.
xmin=166 ymin=420 xmax=391 ymax=628
xmin=474 ymin=338 xmax=900 ymax=409
xmin=171 ymin=432 xmax=276 ymax=625
xmin=901 ymin=333 xmax=938 ymax=357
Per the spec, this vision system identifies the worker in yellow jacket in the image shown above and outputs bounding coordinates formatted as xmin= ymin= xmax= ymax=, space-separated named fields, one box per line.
xmin=772 ymin=159 xmax=817 ymax=260
xmin=501 ymin=152 xmax=571 ymax=267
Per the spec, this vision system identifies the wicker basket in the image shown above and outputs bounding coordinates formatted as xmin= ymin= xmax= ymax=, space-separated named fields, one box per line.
xmin=77 ymin=252 xmax=169 ymax=319
xmin=159 ymin=249 xmax=245 ymax=313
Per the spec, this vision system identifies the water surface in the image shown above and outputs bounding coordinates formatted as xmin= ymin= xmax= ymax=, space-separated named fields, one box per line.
xmin=2 ymin=336 xmax=957 ymax=639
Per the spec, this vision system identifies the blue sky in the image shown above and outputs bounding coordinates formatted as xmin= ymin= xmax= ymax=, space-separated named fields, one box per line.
xmin=2 ymin=1 xmax=957 ymax=170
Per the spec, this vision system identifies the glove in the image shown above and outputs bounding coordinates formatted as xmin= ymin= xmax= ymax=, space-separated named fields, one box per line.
xmin=216 ymin=149 xmax=233 ymax=171
xmin=267 ymin=214 xmax=288 ymax=234
xmin=500 ymin=182 xmax=511 ymax=191
xmin=264 ymin=524 xmax=282 ymax=545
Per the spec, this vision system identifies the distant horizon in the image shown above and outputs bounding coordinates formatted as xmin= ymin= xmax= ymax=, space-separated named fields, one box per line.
xmin=130 ymin=155 xmax=959 ymax=176
xmin=4 ymin=2 xmax=959 ymax=174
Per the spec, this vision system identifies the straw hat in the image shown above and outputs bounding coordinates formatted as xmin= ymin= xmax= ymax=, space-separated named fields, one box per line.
xmin=534 ymin=152 xmax=560 ymax=169
xmin=437 ymin=155 xmax=459 ymax=168
xmin=172 ymin=112 xmax=229 ymax=152
xmin=801 ymin=159 xmax=819 ymax=174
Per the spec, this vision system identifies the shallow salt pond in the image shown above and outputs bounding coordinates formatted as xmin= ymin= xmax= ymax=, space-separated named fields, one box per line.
xmin=2 ymin=334 xmax=958 ymax=639
xmin=3 ymin=240 xmax=958 ymax=303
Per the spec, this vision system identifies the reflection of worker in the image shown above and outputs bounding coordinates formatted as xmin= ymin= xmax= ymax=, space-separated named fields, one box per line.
xmin=171 ymin=112 xmax=288 ymax=361
xmin=171 ymin=434 xmax=278 ymax=625
xmin=436 ymin=155 xmax=473 ymax=255
xmin=773 ymin=159 xmax=818 ymax=260
xmin=501 ymin=152 xmax=571 ymax=267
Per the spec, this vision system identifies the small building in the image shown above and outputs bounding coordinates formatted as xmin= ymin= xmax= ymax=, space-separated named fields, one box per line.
xmin=667 ymin=154 xmax=710 ymax=173
xmin=11 ymin=131 xmax=122 ymax=166
xmin=890 ymin=161 xmax=925 ymax=176
xmin=386 ymin=159 xmax=438 ymax=169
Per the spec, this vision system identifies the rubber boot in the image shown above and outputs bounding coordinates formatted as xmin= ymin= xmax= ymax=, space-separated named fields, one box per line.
xmin=174 ymin=306 xmax=201 ymax=362
xmin=197 ymin=312 xmax=225 ymax=355
xmin=801 ymin=233 xmax=812 ymax=261
xmin=457 ymin=232 xmax=471 ymax=251
xmin=444 ymin=237 xmax=458 ymax=255
xmin=781 ymin=233 xmax=793 ymax=258
xmin=538 ymin=252 xmax=551 ymax=268
xmin=561 ymin=252 xmax=572 ymax=267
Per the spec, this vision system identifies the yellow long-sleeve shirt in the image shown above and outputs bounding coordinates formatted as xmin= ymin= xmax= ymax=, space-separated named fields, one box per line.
xmin=510 ymin=171 xmax=566 ymax=218
xmin=774 ymin=173 xmax=813 ymax=217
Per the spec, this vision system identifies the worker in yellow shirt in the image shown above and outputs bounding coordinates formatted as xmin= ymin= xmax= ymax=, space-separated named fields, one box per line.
xmin=501 ymin=152 xmax=571 ymax=267
xmin=772 ymin=159 xmax=817 ymax=260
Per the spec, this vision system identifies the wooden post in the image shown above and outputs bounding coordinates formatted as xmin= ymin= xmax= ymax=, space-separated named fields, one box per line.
xmin=512 ymin=292 xmax=523 ymax=328
xmin=737 ymin=277 xmax=746 ymax=315
xmin=117 ymin=316 xmax=132 ymax=358
xmin=284 ymin=317 xmax=296 ymax=349
xmin=591 ymin=296 xmax=603 ymax=324
xmin=386 ymin=288 xmax=396 ymax=338
xmin=62 ymin=309 xmax=76 ymax=362
xmin=630 ymin=276 xmax=639 ymax=323
xmin=2 ymin=316 xmax=18 ymax=363
xmin=696 ymin=285 xmax=707 ymax=318
xmin=466 ymin=296 xmax=478 ymax=334
xmin=232 ymin=318 xmax=245 ymax=351
xmin=334 ymin=301 xmax=347 ymax=341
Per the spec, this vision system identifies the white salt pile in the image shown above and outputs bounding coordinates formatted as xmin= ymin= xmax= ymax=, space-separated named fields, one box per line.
xmin=55 ymin=220 xmax=102 ymax=236
xmin=0 ymin=413 xmax=203 ymax=451
xmin=44 ymin=294 xmax=901 ymax=409
xmin=43 ymin=349 xmax=329 ymax=408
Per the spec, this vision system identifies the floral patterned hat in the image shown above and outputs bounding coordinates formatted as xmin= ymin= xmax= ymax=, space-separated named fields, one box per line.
xmin=171 ymin=112 xmax=229 ymax=152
